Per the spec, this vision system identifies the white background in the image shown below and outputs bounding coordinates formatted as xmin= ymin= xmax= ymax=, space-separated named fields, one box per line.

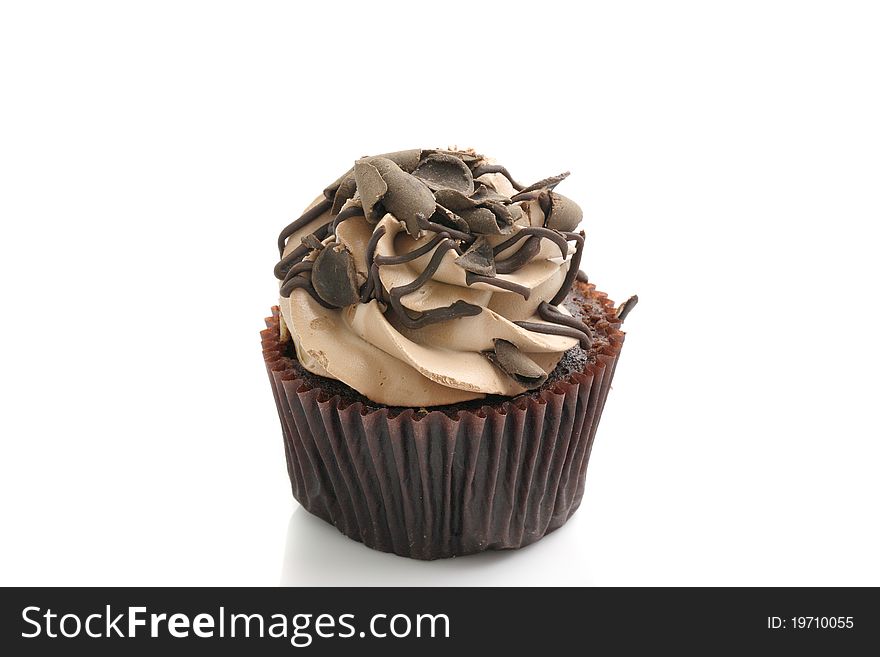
xmin=1 ymin=1 xmax=878 ymax=586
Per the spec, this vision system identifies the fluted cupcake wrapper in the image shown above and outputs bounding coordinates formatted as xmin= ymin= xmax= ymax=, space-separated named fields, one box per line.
xmin=262 ymin=286 xmax=624 ymax=559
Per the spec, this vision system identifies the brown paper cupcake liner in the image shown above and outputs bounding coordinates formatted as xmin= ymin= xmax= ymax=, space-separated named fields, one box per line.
xmin=262 ymin=284 xmax=625 ymax=559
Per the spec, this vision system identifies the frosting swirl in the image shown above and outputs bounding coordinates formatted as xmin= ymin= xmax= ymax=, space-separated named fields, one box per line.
xmin=275 ymin=149 xmax=589 ymax=406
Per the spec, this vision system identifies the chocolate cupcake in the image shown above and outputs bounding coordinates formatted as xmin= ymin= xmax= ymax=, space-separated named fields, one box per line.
xmin=263 ymin=149 xmax=636 ymax=559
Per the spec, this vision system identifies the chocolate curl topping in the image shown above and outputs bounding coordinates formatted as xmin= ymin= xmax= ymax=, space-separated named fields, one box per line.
xmin=330 ymin=176 xmax=357 ymax=215
xmin=354 ymin=156 xmax=436 ymax=238
xmin=431 ymin=205 xmax=470 ymax=233
xmin=482 ymin=339 xmax=548 ymax=389
xmin=322 ymin=149 xmax=423 ymax=200
xmin=513 ymin=171 xmax=570 ymax=198
xmin=276 ymin=150 xmax=596 ymax=347
xmin=311 ymin=242 xmax=360 ymax=307
xmin=376 ymin=149 xmax=424 ymax=173
xmin=323 ymin=167 xmax=354 ymax=201
xmin=459 ymin=206 xmax=513 ymax=235
xmin=300 ymin=233 xmax=325 ymax=251
xmin=353 ymin=159 xmax=388 ymax=222
xmin=545 ymin=192 xmax=583 ymax=232
xmin=470 ymin=184 xmax=512 ymax=205
xmin=412 ymin=152 xmax=475 ymax=194
xmin=455 ymin=236 xmax=496 ymax=276
xmin=433 ymin=188 xmax=480 ymax=212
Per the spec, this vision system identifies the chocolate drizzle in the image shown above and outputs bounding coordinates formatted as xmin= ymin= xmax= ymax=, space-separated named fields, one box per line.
xmin=274 ymin=149 xmax=614 ymax=387
xmin=374 ymin=232 xmax=454 ymax=266
xmin=549 ymin=231 xmax=584 ymax=306
xmin=495 ymin=236 xmax=541 ymax=274
xmin=616 ymin=295 xmax=639 ymax=321
xmin=330 ymin=204 xmax=365 ymax=233
xmin=388 ymin=240 xmax=483 ymax=328
xmin=493 ymin=226 xmax=569 ymax=260
xmin=465 ymin=272 xmax=531 ymax=299
xmin=274 ymin=223 xmax=330 ymax=279
xmin=277 ymin=198 xmax=332 ymax=256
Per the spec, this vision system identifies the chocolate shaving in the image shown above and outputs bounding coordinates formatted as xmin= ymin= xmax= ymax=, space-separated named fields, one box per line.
xmin=301 ymin=233 xmax=325 ymax=251
xmin=495 ymin=235 xmax=541 ymax=274
xmin=470 ymin=163 xmax=524 ymax=190
xmin=459 ymin=207 xmax=501 ymax=235
xmin=355 ymin=156 xmax=435 ymax=238
xmin=508 ymin=190 xmax=541 ymax=203
xmin=331 ymin=176 xmax=358 ymax=215
xmin=576 ymin=269 xmax=589 ymax=283
xmin=388 ymin=240 xmax=482 ymax=328
xmin=616 ymin=295 xmax=639 ymax=321
xmin=323 ymin=167 xmax=354 ymax=201
xmin=412 ymin=152 xmax=475 ymax=194
xmin=470 ymin=184 xmax=512 ymax=205
xmin=455 ymin=236 xmax=496 ymax=276
xmin=459 ymin=206 xmax=514 ymax=235
xmin=545 ymin=192 xmax=583 ymax=232
xmin=514 ymin=171 xmax=570 ymax=197
xmin=322 ymin=149 xmax=421 ymax=201
xmin=277 ymin=152 xmax=596 ymax=340
xmin=376 ymin=149 xmax=423 ymax=173
xmin=549 ymin=231 xmax=584 ymax=306
xmin=311 ymin=242 xmax=360 ymax=307
xmin=353 ymin=159 xmax=388 ymax=223
xmin=436 ymin=148 xmax=481 ymax=164
xmin=465 ymin=272 xmax=530 ymax=299
xmin=433 ymin=188 xmax=478 ymax=212
xmin=482 ymin=339 xmax=548 ymax=389
xmin=431 ymin=205 xmax=470 ymax=232
xmin=277 ymin=198 xmax=332 ymax=255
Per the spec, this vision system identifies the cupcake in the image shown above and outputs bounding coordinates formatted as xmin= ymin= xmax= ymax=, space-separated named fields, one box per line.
xmin=262 ymin=148 xmax=636 ymax=559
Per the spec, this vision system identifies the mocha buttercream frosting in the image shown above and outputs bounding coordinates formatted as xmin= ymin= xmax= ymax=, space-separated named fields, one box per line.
xmin=274 ymin=148 xmax=591 ymax=406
